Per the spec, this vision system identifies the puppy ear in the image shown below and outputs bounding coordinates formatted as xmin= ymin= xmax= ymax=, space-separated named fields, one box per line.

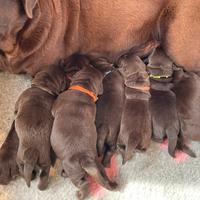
xmin=61 ymin=78 xmax=68 ymax=91
xmin=22 ymin=0 xmax=38 ymax=19
xmin=116 ymin=55 xmax=128 ymax=69
xmin=91 ymin=58 xmax=114 ymax=76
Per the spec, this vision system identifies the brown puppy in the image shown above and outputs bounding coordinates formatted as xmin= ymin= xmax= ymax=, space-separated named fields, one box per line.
xmin=147 ymin=47 xmax=179 ymax=157
xmin=95 ymin=60 xmax=125 ymax=167
xmin=51 ymin=56 xmax=117 ymax=200
xmin=14 ymin=64 xmax=67 ymax=190
xmin=172 ymin=69 xmax=198 ymax=157
xmin=117 ymin=55 xmax=151 ymax=164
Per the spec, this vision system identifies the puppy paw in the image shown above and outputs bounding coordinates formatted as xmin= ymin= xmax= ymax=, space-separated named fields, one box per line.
xmin=76 ymin=190 xmax=87 ymax=200
xmin=38 ymin=179 xmax=49 ymax=191
xmin=0 ymin=150 xmax=19 ymax=184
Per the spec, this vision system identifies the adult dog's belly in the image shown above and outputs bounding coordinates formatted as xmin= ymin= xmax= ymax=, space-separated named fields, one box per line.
xmin=64 ymin=0 xmax=167 ymax=62
xmin=77 ymin=0 xmax=200 ymax=71
xmin=1 ymin=0 xmax=200 ymax=74
xmin=1 ymin=0 xmax=166 ymax=75
xmin=162 ymin=0 xmax=200 ymax=71
xmin=66 ymin=0 xmax=200 ymax=71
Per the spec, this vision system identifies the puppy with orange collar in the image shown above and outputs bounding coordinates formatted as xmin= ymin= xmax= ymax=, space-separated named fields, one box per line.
xmin=51 ymin=56 xmax=117 ymax=200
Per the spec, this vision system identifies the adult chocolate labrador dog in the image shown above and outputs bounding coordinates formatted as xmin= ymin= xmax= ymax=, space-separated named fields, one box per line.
xmin=0 ymin=0 xmax=170 ymax=75
xmin=0 ymin=0 xmax=200 ymax=184
xmin=0 ymin=0 xmax=199 ymax=74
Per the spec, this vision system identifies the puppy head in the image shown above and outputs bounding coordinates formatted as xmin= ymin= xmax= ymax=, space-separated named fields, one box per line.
xmin=0 ymin=0 xmax=38 ymax=54
xmin=90 ymin=57 xmax=115 ymax=94
xmin=118 ymin=55 xmax=149 ymax=88
xmin=32 ymin=63 xmax=67 ymax=96
xmin=147 ymin=47 xmax=174 ymax=78
xmin=90 ymin=57 xmax=114 ymax=76
xmin=71 ymin=58 xmax=114 ymax=95
xmin=63 ymin=54 xmax=90 ymax=77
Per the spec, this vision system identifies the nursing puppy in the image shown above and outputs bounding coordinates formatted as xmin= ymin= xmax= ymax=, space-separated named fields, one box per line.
xmin=51 ymin=56 xmax=117 ymax=200
xmin=14 ymin=64 xmax=67 ymax=190
xmin=95 ymin=63 xmax=124 ymax=167
xmin=172 ymin=69 xmax=198 ymax=157
xmin=117 ymin=54 xmax=151 ymax=164
xmin=147 ymin=47 xmax=179 ymax=157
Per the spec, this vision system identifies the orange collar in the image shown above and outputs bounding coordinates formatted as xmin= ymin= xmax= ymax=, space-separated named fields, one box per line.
xmin=132 ymin=86 xmax=150 ymax=92
xmin=69 ymin=85 xmax=98 ymax=102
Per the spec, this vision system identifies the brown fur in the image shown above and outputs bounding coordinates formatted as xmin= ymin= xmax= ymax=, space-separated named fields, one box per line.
xmin=51 ymin=56 xmax=117 ymax=200
xmin=0 ymin=0 xmax=199 ymax=74
xmin=160 ymin=0 xmax=200 ymax=72
xmin=0 ymin=0 xmax=168 ymax=75
xmin=0 ymin=122 xmax=19 ymax=184
xmin=14 ymin=64 xmax=67 ymax=190
xmin=148 ymin=47 xmax=179 ymax=157
xmin=1 ymin=0 xmax=200 ymax=184
xmin=95 ymin=69 xmax=124 ymax=167
xmin=172 ymin=69 xmax=198 ymax=157
xmin=117 ymin=55 xmax=151 ymax=164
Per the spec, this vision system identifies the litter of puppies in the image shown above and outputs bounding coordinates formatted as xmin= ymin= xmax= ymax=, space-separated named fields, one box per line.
xmin=1 ymin=46 xmax=200 ymax=199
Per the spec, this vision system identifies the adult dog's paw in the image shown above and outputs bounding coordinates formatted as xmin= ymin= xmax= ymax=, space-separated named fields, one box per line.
xmin=0 ymin=149 xmax=19 ymax=184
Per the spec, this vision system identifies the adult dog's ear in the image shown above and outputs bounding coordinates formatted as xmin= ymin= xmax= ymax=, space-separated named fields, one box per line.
xmin=22 ymin=0 xmax=38 ymax=19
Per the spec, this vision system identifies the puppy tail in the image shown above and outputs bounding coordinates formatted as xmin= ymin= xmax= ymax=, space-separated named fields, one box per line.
xmin=166 ymin=128 xmax=178 ymax=158
xmin=177 ymin=126 xmax=196 ymax=158
xmin=80 ymin=156 xmax=118 ymax=191
xmin=117 ymin=137 xmax=139 ymax=165
xmin=96 ymin=124 xmax=109 ymax=157
xmin=181 ymin=145 xmax=196 ymax=158
xmin=177 ymin=138 xmax=196 ymax=158
xmin=117 ymin=143 xmax=129 ymax=165
xmin=23 ymin=148 xmax=39 ymax=187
